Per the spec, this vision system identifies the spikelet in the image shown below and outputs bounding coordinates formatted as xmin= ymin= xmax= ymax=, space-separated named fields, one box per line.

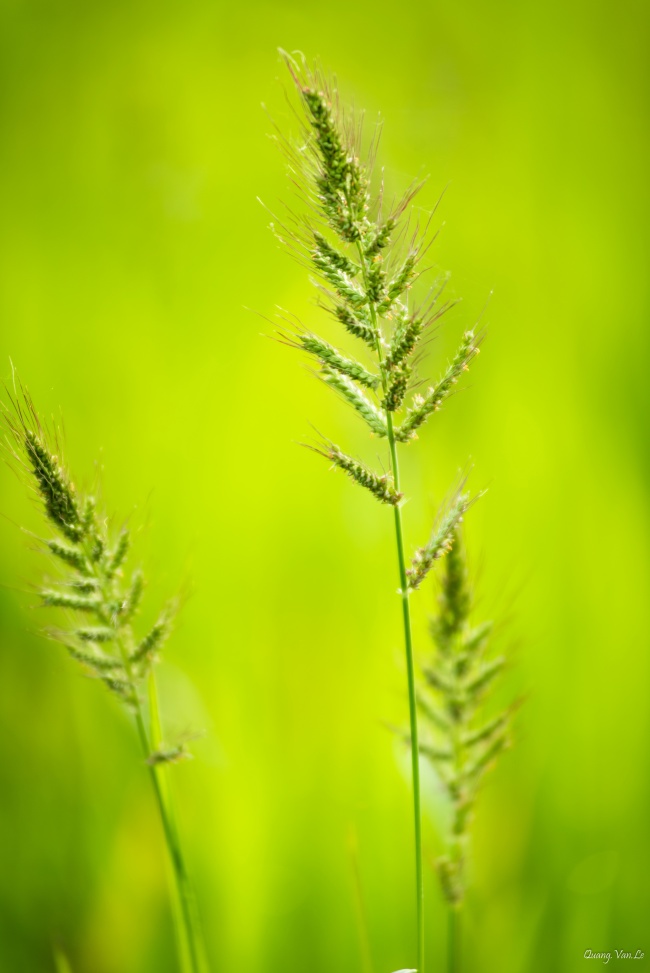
xmin=41 ymin=590 xmax=101 ymax=613
xmin=321 ymin=369 xmax=388 ymax=437
xmin=306 ymin=441 xmax=402 ymax=506
xmin=48 ymin=539 xmax=90 ymax=574
xmin=407 ymin=494 xmax=472 ymax=590
xmin=378 ymin=253 xmax=418 ymax=313
xmin=129 ymin=606 xmax=174 ymax=671
xmin=395 ymin=333 xmax=479 ymax=443
xmin=297 ymin=333 xmax=379 ymax=389
xmin=106 ymin=528 xmax=130 ymax=578
xmin=333 ymin=304 xmax=376 ymax=346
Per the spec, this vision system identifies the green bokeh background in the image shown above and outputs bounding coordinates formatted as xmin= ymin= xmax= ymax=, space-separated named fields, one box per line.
xmin=1 ymin=1 xmax=648 ymax=971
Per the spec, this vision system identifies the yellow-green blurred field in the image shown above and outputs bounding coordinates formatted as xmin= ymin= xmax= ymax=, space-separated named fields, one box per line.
xmin=0 ymin=1 xmax=648 ymax=971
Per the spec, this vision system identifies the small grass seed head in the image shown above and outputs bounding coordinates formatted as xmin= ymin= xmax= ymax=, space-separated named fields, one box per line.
xmin=24 ymin=431 xmax=83 ymax=542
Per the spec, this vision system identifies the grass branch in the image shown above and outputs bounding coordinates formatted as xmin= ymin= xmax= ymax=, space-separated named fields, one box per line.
xmin=1 ymin=384 xmax=208 ymax=973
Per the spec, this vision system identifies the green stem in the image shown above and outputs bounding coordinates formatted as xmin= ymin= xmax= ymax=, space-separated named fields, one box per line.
xmin=357 ymin=242 xmax=424 ymax=973
xmin=148 ymin=672 xmax=208 ymax=973
xmin=116 ymin=635 xmax=206 ymax=973
xmin=84 ymin=533 xmax=207 ymax=973
xmin=448 ymin=906 xmax=460 ymax=973
xmin=387 ymin=413 xmax=425 ymax=973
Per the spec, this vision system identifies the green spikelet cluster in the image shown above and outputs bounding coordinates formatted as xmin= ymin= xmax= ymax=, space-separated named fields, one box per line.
xmin=418 ymin=530 xmax=513 ymax=909
xmin=276 ymin=54 xmax=480 ymax=547
xmin=2 ymin=389 xmax=174 ymax=710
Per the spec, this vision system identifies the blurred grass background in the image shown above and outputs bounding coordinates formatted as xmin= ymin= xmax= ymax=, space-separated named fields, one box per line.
xmin=0 ymin=0 xmax=648 ymax=971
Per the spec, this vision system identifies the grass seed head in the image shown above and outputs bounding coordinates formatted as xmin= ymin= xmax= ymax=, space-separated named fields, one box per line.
xmin=417 ymin=529 xmax=516 ymax=908
xmin=1 ymin=384 xmax=180 ymax=709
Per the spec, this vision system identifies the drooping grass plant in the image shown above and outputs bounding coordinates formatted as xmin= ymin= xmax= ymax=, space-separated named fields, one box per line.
xmin=270 ymin=53 xmax=483 ymax=972
xmin=417 ymin=529 xmax=515 ymax=972
xmin=1 ymin=383 xmax=208 ymax=973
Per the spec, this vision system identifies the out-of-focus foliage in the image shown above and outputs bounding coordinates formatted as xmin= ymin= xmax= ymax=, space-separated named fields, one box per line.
xmin=0 ymin=1 xmax=648 ymax=971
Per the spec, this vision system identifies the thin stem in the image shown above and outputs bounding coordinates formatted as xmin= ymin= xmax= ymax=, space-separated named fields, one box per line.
xmin=148 ymin=671 xmax=207 ymax=973
xmin=387 ymin=416 xmax=424 ymax=973
xmin=116 ymin=634 xmax=205 ymax=973
xmin=448 ymin=907 xmax=460 ymax=973
xmin=356 ymin=242 xmax=424 ymax=973
xmin=82 ymin=531 xmax=206 ymax=973
xmin=147 ymin=674 xmax=189 ymax=969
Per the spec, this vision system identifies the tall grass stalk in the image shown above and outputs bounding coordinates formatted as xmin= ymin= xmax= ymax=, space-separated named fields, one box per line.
xmin=1 ymin=382 xmax=208 ymax=973
xmin=270 ymin=53 xmax=482 ymax=972
xmin=418 ymin=529 xmax=516 ymax=972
